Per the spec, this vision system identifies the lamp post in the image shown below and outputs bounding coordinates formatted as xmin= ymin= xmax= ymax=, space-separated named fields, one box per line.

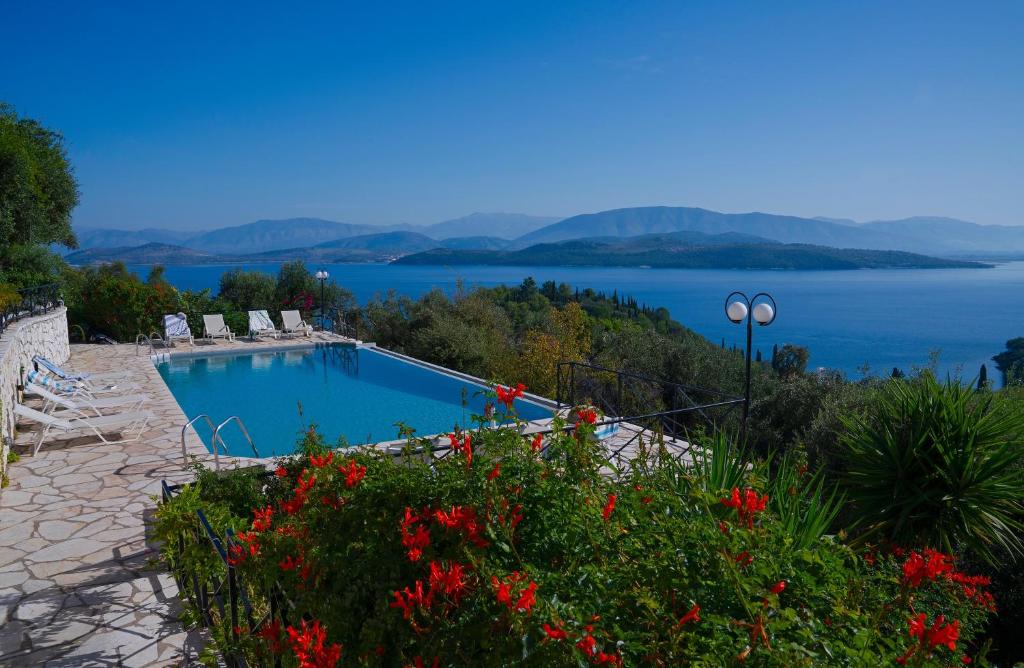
xmin=315 ymin=270 xmax=329 ymax=331
xmin=724 ymin=291 xmax=777 ymax=433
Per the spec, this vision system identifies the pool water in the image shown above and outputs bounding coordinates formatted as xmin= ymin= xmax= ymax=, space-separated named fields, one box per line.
xmin=157 ymin=344 xmax=551 ymax=457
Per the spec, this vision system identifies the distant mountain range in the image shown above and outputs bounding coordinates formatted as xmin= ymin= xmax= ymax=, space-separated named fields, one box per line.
xmin=63 ymin=205 xmax=1022 ymax=270
xmin=65 ymin=230 xmax=990 ymax=271
xmin=68 ymin=213 xmax=559 ymax=256
xmin=517 ymin=207 xmax=1024 ymax=256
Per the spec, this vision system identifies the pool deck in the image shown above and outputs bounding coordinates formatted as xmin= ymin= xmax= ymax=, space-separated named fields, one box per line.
xmin=0 ymin=332 xmax=693 ymax=666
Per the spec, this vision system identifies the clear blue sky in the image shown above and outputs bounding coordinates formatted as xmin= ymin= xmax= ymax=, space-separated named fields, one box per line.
xmin=3 ymin=1 xmax=1021 ymax=230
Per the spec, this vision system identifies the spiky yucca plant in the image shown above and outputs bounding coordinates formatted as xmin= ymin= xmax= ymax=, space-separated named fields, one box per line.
xmin=841 ymin=374 xmax=1024 ymax=563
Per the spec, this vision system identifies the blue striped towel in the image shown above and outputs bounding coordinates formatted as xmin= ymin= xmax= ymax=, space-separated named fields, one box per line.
xmin=26 ymin=369 xmax=76 ymax=393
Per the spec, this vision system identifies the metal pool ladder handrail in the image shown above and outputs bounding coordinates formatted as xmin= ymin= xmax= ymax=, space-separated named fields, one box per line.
xmin=181 ymin=414 xmax=226 ymax=466
xmin=212 ymin=416 xmax=260 ymax=469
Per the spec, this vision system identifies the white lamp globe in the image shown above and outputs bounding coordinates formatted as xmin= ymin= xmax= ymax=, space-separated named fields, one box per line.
xmin=726 ymin=301 xmax=748 ymax=323
xmin=315 ymin=270 xmax=329 ymax=280
xmin=753 ymin=303 xmax=775 ymax=325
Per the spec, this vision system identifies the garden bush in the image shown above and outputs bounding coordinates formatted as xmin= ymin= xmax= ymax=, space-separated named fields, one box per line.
xmin=840 ymin=373 xmax=1024 ymax=562
xmin=155 ymin=395 xmax=995 ymax=667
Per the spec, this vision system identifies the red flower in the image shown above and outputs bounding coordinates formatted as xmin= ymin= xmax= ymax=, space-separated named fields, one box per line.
xmin=531 ymin=432 xmax=544 ymax=452
xmin=309 ymin=452 xmax=334 ymax=468
xmin=495 ymin=383 xmax=527 ymax=409
xmin=734 ymin=551 xmax=754 ymax=567
xmin=514 ymin=581 xmax=538 ymax=614
xmin=602 ymin=494 xmax=617 ymax=522
xmin=678 ymin=604 xmax=701 ymax=627
xmin=279 ymin=554 xmax=303 ymax=571
xmin=576 ymin=634 xmax=597 ymax=657
xmin=448 ymin=432 xmax=473 ymax=468
xmin=274 ymin=466 xmax=288 ymax=478
xmin=285 ymin=619 xmax=342 ymax=668
xmin=400 ymin=506 xmax=432 ymax=562
xmin=899 ymin=613 xmax=961 ymax=664
xmin=487 ymin=463 xmax=501 ymax=481
xmin=434 ymin=505 xmax=489 ymax=548
xmin=282 ymin=493 xmax=305 ymax=515
xmin=427 ymin=561 xmax=469 ymax=603
xmin=254 ymin=620 xmax=283 ymax=654
xmin=252 ymin=506 xmax=274 ymax=532
xmin=406 ymin=658 xmax=440 ymax=668
xmin=720 ymin=487 xmax=769 ymax=529
xmin=492 ymin=572 xmax=535 ymax=613
xmin=902 ymin=549 xmax=954 ymax=588
xmin=338 ymin=460 xmax=367 ymax=488
xmin=926 ymin=616 xmax=960 ymax=651
xmin=769 ymin=580 xmax=786 ymax=595
xmin=576 ymin=408 xmax=598 ymax=424
xmin=542 ymin=622 xmax=568 ymax=641
xmin=390 ymin=580 xmax=431 ymax=620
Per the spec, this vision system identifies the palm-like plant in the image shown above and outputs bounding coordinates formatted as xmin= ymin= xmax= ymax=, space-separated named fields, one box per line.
xmin=841 ymin=374 xmax=1024 ymax=563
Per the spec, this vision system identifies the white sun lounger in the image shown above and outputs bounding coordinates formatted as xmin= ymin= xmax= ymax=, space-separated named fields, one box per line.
xmin=281 ymin=310 xmax=311 ymax=337
xmin=203 ymin=314 xmax=235 ymax=342
xmin=248 ymin=310 xmax=280 ymax=340
xmin=163 ymin=313 xmax=194 ymax=347
xmin=14 ymin=403 xmax=154 ymax=456
xmin=24 ymin=381 xmax=149 ymax=418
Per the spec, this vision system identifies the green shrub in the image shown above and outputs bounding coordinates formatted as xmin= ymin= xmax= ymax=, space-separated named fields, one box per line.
xmin=155 ymin=408 xmax=993 ymax=666
xmin=840 ymin=374 xmax=1024 ymax=563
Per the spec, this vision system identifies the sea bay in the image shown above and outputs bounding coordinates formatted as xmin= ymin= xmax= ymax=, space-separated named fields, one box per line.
xmin=126 ymin=261 xmax=1024 ymax=384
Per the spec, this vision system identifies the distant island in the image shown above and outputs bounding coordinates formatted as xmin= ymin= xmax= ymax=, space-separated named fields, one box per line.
xmin=393 ymin=233 xmax=991 ymax=270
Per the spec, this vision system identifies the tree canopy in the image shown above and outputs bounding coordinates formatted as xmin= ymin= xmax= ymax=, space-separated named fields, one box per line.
xmin=0 ymin=102 xmax=79 ymax=250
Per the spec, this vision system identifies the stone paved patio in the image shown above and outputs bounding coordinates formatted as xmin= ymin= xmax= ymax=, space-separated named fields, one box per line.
xmin=0 ymin=334 xmax=349 ymax=666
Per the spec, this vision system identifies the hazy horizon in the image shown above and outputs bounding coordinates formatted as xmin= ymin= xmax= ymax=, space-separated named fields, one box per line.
xmin=4 ymin=1 xmax=1022 ymax=231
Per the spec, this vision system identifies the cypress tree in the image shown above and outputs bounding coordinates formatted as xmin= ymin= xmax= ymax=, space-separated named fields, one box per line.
xmin=978 ymin=364 xmax=988 ymax=390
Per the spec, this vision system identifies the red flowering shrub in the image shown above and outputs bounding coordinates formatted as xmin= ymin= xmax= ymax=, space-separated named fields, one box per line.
xmin=157 ymin=408 xmax=996 ymax=666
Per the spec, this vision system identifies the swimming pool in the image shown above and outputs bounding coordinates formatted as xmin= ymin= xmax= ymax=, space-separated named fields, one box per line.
xmin=157 ymin=343 xmax=552 ymax=457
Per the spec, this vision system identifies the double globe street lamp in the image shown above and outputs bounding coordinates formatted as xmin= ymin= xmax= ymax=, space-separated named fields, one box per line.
xmin=315 ymin=269 xmax=330 ymax=331
xmin=724 ymin=291 xmax=777 ymax=431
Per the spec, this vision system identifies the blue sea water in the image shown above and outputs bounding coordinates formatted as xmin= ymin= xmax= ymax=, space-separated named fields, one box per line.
xmin=132 ymin=262 xmax=1024 ymax=384
xmin=157 ymin=343 xmax=550 ymax=456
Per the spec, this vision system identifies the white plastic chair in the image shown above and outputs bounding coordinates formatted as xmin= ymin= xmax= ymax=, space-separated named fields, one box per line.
xmin=281 ymin=310 xmax=311 ymax=337
xmin=203 ymin=314 xmax=235 ymax=342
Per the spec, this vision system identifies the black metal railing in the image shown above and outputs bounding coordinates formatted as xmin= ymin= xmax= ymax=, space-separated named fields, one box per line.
xmin=556 ymin=361 xmax=744 ymax=440
xmin=161 ymin=480 xmax=292 ymax=668
xmin=0 ymin=283 xmax=61 ymax=338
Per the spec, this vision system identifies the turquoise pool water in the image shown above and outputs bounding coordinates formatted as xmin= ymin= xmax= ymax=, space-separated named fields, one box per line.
xmin=157 ymin=344 xmax=551 ymax=457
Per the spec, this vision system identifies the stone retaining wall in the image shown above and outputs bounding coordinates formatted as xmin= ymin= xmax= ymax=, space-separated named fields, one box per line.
xmin=0 ymin=307 xmax=69 ymax=474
